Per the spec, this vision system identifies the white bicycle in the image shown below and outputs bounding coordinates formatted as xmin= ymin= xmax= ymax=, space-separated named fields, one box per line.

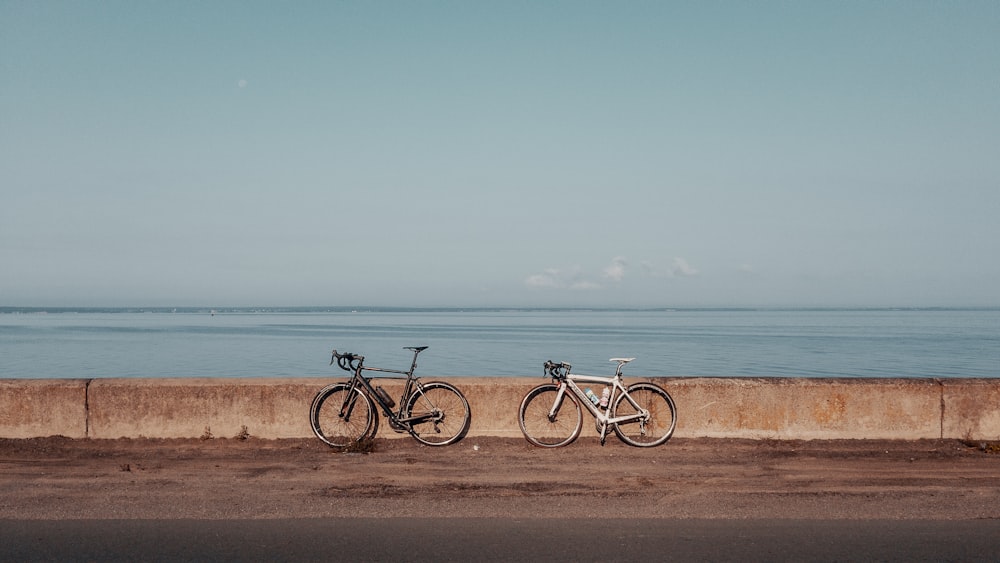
xmin=518 ymin=358 xmax=676 ymax=448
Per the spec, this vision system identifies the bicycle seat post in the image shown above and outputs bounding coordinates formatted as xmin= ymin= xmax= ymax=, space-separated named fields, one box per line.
xmin=610 ymin=357 xmax=635 ymax=377
xmin=404 ymin=346 xmax=428 ymax=375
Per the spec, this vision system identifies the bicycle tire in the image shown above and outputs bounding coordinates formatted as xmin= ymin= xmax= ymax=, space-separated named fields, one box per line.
xmin=518 ymin=383 xmax=583 ymax=448
xmin=403 ymin=381 xmax=471 ymax=446
xmin=309 ymin=382 xmax=377 ymax=448
xmin=612 ymin=382 xmax=676 ymax=447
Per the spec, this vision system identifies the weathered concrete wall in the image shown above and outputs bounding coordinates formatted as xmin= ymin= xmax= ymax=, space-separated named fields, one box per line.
xmin=0 ymin=379 xmax=88 ymax=439
xmin=666 ymin=378 xmax=943 ymax=440
xmin=2 ymin=377 xmax=999 ymax=440
xmin=941 ymin=379 xmax=1000 ymax=440
xmin=87 ymin=378 xmax=316 ymax=439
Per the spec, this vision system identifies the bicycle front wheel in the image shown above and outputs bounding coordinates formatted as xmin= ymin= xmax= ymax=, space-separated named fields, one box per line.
xmin=310 ymin=383 xmax=377 ymax=448
xmin=518 ymin=383 xmax=583 ymax=448
xmin=612 ymin=382 xmax=676 ymax=447
xmin=404 ymin=381 xmax=471 ymax=446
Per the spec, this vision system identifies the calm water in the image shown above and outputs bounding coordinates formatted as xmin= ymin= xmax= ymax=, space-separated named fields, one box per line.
xmin=1 ymin=308 xmax=997 ymax=379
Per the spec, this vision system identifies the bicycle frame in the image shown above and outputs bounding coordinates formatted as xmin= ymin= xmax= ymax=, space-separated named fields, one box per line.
xmin=312 ymin=346 xmax=470 ymax=448
xmin=338 ymin=347 xmax=441 ymax=432
xmin=548 ymin=360 xmax=651 ymax=443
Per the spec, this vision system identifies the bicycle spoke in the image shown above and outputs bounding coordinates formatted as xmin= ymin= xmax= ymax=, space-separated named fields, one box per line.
xmin=612 ymin=383 xmax=676 ymax=447
xmin=404 ymin=382 xmax=470 ymax=446
xmin=309 ymin=383 xmax=376 ymax=448
xmin=518 ymin=384 xmax=582 ymax=448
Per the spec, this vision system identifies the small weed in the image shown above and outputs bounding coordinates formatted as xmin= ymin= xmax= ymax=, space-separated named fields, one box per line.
xmin=959 ymin=434 xmax=1000 ymax=454
xmin=200 ymin=426 xmax=214 ymax=441
xmin=342 ymin=437 xmax=377 ymax=454
xmin=234 ymin=425 xmax=250 ymax=441
xmin=972 ymin=441 xmax=1000 ymax=454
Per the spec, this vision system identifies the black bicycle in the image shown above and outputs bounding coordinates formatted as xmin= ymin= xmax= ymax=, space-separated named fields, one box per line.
xmin=309 ymin=346 xmax=471 ymax=448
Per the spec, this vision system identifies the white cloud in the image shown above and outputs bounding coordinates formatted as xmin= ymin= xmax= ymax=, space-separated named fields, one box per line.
xmin=603 ymin=256 xmax=627 ymax=282
xmin=524 ymin=269 xmax=563 ymax=289
xmin=525 ymin=263 xmax=606 ymax=291
xmin=526 ymin=255 xmax=697 ymax=292
xmin=671 ymin=257 xmax=699 ymax=277
xmin=637 ymin=257 xmax=700 ymax=278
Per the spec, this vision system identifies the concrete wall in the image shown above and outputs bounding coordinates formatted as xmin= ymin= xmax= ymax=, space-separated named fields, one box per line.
xmin=2 ymin=377 xmax=998 ymax=441
xmin=0 ymin=379 xmax=88 ymax=439
xmin=941 ymin=379 xmax=1000 ymax=440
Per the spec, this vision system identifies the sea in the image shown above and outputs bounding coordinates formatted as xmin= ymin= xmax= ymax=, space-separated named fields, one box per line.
xmin=1 ymin=307 xmax=997 ymax=380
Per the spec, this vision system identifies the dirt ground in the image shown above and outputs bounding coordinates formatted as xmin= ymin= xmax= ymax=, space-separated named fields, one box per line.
xmin=1 ymin=436 xmax=998 ymax=520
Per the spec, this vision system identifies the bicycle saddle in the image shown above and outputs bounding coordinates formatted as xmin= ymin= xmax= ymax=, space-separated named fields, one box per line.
xmin=405 ymin=346 xmax=429 ymax=352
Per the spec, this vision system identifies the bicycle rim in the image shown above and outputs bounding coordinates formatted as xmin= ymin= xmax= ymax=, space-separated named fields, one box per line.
xmin=404 ymin=381 xmax=471 ymax=446
xmin=612 ymin=382 xmax=676 ymax=447
xmin=518 ymin=384 xmax=582 ymax=448
xmin=310 ymin=383 xmax=376 ymax=448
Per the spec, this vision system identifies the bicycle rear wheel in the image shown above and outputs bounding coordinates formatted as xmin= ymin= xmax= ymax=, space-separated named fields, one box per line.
xmin=404 ymin=381 xmax=471 ymax=446
xmin=612 ymin=382 xmax=676 ymax=447
xmin=310 ymin=383 xmax=377 ymax=448
xmin=518 ymin=383 xmax=582 ymax=448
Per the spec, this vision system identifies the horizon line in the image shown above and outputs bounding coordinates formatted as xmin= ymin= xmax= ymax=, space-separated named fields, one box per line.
xmin=3 ymin=305 xmax=998 ymax=313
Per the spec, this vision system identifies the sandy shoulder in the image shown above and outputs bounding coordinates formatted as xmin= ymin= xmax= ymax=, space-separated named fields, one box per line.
xmin=1 ymin=436 xmax=997 ymax=520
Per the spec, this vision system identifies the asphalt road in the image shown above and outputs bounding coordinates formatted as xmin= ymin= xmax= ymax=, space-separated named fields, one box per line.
xmin=3 ymin=518 xmax=999 ymax=562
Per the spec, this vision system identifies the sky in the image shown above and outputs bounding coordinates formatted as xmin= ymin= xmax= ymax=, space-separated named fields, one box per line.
xmin=2 ymin=1 xmax=998 ymax=308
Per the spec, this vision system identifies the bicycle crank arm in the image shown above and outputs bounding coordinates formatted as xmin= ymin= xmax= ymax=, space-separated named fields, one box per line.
xmin=397 ymin=411 xmax=443 ymax=426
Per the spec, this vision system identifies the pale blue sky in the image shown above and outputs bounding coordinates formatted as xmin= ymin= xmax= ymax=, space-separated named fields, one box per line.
xmin=2 ymin=1 xmax=998 ymax=308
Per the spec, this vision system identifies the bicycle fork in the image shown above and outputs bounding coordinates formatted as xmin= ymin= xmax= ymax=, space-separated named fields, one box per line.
xmin=338 ymin=378 xmax=363 ymax=422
